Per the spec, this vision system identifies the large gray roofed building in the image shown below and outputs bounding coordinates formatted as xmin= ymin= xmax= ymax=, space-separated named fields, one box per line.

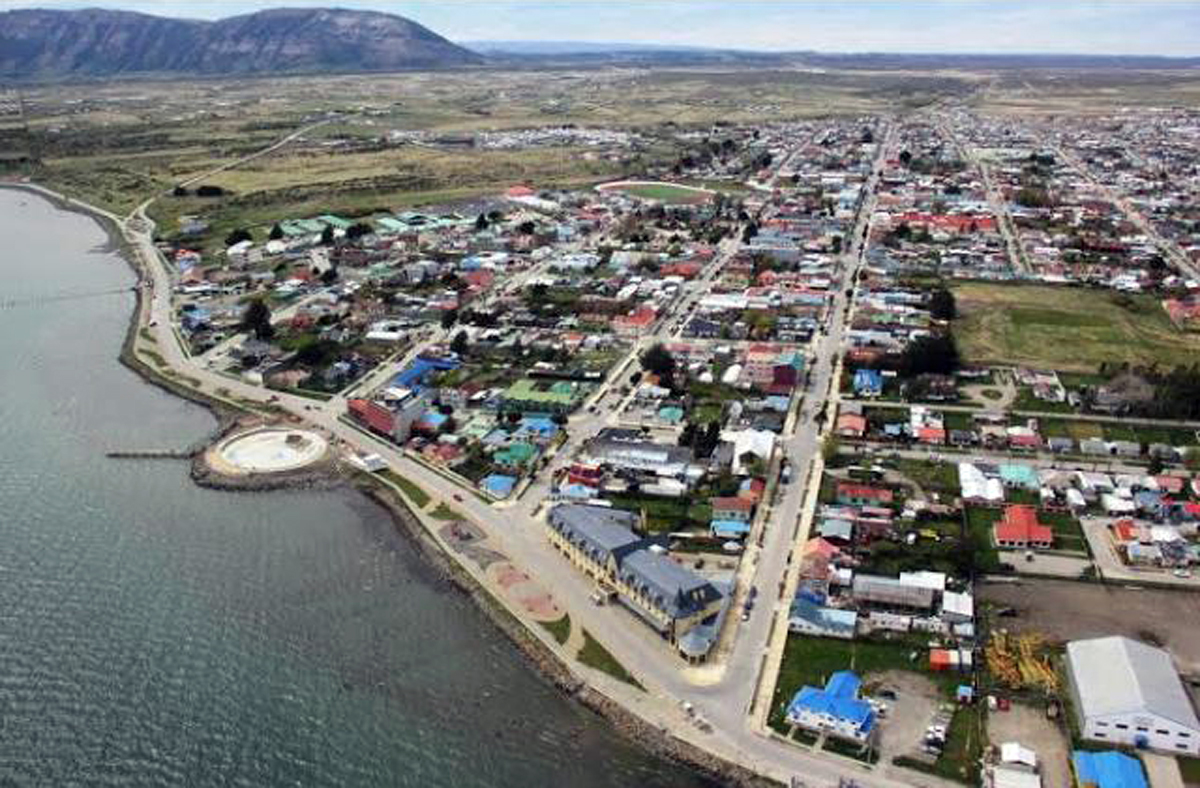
xmin=1068 ymin=636 xmax=1199 ymax=727
xmin=1066 ymin=635 xmax=1200 ymax=754
xmin=618 ymin=550 xmax=723 ymax=630
xmin=548 ymin=504 xmax=643 ymax=565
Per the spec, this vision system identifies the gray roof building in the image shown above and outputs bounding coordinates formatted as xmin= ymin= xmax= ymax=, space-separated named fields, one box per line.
xmin=617 ymin=550 xmax=722 ymax=632
xmin=1067 ymin=636 xmax=1200 ymax=754
xmin=548 ymin=504 xmax=644 ymax=566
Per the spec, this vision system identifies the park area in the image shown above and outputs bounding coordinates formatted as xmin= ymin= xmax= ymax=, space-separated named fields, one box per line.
xmin=952 ymin=283 xmax=1200 ymax=373
xmin=596 ymin=180 xmax=715 ymax=205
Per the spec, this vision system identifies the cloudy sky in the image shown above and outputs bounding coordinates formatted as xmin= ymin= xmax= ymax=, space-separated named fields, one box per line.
xmin=2 ymin=1 xmax=1198 ymax=56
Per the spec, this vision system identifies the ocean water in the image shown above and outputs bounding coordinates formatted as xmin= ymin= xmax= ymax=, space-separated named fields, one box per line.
xmin=0 ymin=189 xmax=706 ymax=787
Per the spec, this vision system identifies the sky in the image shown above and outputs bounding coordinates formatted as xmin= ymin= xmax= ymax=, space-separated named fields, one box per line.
xmin=2 ymin=0 xmax=1198 ymax=56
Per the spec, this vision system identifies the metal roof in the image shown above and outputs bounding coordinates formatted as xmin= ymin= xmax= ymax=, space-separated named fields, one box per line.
xmin=1068 ymin=636 xmax=1200 ymax=732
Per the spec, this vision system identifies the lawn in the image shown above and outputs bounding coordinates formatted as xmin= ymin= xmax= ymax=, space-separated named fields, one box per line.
xmin=889 ymin=458 xmax=960 ymax=496
xmin=539 ymin=614 xmax=571 ymax=646
xmin=952 ymin=283 xmax=1200 ymax=373
xmin=380 ymin=470 xmax=431 ymax=509
xmin=429 ymin=502 xmax=466 ymax=521
xmin=964 ymin=507 xmax=1004 ymax=572
xmin=600 ymin=181 xmax=714 ymax=205
xmin=578 ymin=629 xmax=643 ymax=689
xmin=607 ymin=493 xmax=711 ymax=532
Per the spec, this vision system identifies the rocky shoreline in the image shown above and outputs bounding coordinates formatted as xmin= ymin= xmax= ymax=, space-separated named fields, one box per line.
xmin=17 ymin=181 xmax=780 ymax=788
xmin=355 ymin=473 xmax=779 ymax=788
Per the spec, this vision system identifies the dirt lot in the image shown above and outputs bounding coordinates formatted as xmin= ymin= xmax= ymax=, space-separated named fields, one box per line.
xmin=987 ymin=702 xmax=1071 ymax=788
xmin=869 ymin=670 xmax=942 ymax=761
xmin=980 ymin=578 xmax=1200 ymax=672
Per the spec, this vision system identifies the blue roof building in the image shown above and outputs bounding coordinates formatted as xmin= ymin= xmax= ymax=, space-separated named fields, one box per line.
xmin=853 ymin=369 xmax=883 ymax=397
xmin=711 ymin=519 xmax=752 ymax=540
xmin=786 ymin=671 xmax=875 ymax=742
xmin=480 ymin=474 xmax=518 ymax=499
xmin=1072 ymin=750 xmax=1148 ymax=788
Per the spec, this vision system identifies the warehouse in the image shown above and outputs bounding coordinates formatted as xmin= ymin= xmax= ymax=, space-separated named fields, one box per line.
xmin=1065 ymin=636 xmax=1200 ymax=755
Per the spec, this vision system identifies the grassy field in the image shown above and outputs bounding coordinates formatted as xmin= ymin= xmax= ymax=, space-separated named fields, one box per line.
xmin=539 ymin=614 xmax=571 ymax=646
xmin=953 ymin=283 xmax=1200 ymax=373
xmin=578 ymin=630 xmax=642 ymax=689
xmin=600 ymin=181 xmax=713 ymax=205
xmin=380 ymin=470 xmax=431 ymax=509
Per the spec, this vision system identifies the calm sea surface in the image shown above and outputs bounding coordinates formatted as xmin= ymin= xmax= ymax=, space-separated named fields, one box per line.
xmin=0 ymin=189 xmax=708 ymax=787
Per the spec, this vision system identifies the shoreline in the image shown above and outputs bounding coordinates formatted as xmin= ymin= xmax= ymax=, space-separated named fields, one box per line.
xmin=4 ymin=183 xmax=777 ymax=787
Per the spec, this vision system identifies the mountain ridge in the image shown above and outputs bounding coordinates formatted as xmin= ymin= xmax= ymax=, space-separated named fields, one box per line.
xmin=0 ymin=7 xmax=483 ymax=79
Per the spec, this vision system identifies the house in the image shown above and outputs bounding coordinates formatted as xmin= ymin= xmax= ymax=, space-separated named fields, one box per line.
xmin=785 ymin=671 xmax=876 ymax=743
xmin=836 ymin=482 xmax=894 ymax=507
xmin=853 ymin=368 xmax=884 ymax=397
xmin=1066 ymin=636 xmax=1200 ymax=755
xmin=852 ymin=574 xmax=935 ymax=610
xmin=1071 ymin=750 xmax=1148 ymax=788
xmin=788 ymin=595 xmax=858 ymax=639
xmin=994 ymin=505 xmax=1053 ymax=550
xmin=710 ymin=496 xmax=753 ymax=522
xmin=836 ymin=413 xmax=868 ymax=438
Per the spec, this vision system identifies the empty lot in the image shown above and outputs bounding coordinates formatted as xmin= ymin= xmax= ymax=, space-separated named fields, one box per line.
xmin=980 ymin=578 xmax=1200 ymax=672
xmin=953 ymin=283 xmax=1200 ymax=373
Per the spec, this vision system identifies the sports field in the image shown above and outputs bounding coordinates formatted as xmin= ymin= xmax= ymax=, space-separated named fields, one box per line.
xmin=952 ymin=283 xmax=1200 ymax=373
xmin=596 ymin=181 xmax=714 ymax=205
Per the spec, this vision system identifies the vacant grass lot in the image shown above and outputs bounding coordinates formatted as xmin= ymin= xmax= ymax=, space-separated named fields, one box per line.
xmin=953 ymin=283 xmax=1200 ymax=373
xmin=600 ymin=182 xmax=713 ymax=205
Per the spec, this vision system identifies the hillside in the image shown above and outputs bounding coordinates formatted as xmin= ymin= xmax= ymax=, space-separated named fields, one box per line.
xmin=0 ymin=7 xmax=482 ymax=78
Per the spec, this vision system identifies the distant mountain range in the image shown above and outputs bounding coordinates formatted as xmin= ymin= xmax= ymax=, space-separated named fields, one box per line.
xmin=0 ymin=7 xmax=482 ymax=78
xmin=1 ymin=7 xmax=1197 ymax=81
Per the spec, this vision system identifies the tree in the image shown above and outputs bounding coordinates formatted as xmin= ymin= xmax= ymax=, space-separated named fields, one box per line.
xmin=441 ymin=309 xmax=458 ymax=330
xmin=241 ymin=299 xmax=274 ymax=341
xmin=172 ymin=185 xmax=189 ymax=197
xmin=195 ymin=185 xmax=225 ymax=197
xmin=474 ymin=213 xmax=489 ymax=231
xmin=224 ymin=228 xmax=252 ymax=247
xmin=741 ymin=222 xmax=759 ymax=243
xmin=929 ymin=287 xmax=957 ymax=321
xmin=898 ymin=149 xmax=912 ymax=167
xmin=822 ymin=434 xmax=840 ymax=464
xmin=346 ymin=222 xmax=372 ymax=240
xmin=450 ymin=330 xmax=468 ymax=357
xmin=320 ymin=225 xmax=335 ymax=246
xmin=319 ymin=267 xmax=338 ymax=285
xmin=900 ymin=333 xmax=960 ymax=377
xmin=639 ymin=343 xmax=676 ymax=387
xmin=269 ymin=224 xmax=284 ymax=241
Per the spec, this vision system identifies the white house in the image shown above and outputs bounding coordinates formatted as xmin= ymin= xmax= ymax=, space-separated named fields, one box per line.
xmin=1066 ymin=636 xmax=1200 ymax=755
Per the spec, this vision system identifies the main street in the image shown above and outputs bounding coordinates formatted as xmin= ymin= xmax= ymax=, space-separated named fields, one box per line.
xmin=112 ymin=116 xmax=960 ymax=787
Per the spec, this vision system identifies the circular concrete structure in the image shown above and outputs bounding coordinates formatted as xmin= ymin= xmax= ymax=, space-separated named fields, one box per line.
xmin=215 ymin=428 xmax=328 ymax=474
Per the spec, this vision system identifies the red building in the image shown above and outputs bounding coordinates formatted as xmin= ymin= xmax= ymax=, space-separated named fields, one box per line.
xmin=348 ymin=399 xmax=395 ymax=437
xmin=993 ymin=505 xmax=1053 ymax=549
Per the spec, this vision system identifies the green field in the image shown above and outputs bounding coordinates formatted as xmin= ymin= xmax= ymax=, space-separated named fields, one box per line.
xmin=600 ymin=182 xmax=714 ymax=205
xmin=953 ymin=283 xmax=1200 ymax=373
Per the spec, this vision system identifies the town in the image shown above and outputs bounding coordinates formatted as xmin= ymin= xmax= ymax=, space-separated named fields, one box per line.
xmin=10 ymin=65 xmax=1200 ymax=788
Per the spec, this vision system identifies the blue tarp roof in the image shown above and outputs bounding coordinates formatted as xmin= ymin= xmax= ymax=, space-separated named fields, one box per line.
xmin=853 ymin=368 xmax=883 ymax=392
xmin=711 ymin=519 xmax=752 ymax=537
xmin=392 ymin=356 xmax=460 ymax=391
xmin=1072 ymin=751 xmax=1148 ymax=788
xmin=481 ymin=474 xmax=517 ymax=498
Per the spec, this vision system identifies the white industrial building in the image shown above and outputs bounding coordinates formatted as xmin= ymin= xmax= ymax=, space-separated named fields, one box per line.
xmin=1066 ymin=636 xmax=1200 ymax=755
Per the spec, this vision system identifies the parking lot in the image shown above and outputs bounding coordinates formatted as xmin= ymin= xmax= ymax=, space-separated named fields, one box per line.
xmin=986 ymin=702 xmax=1070 ymax=788
xmin=869 ymin=671 xmax=942 ymax=761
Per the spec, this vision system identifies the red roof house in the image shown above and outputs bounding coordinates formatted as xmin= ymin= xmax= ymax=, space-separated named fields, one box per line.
xmin=993 ymin=505 xmax=1053 ymax=549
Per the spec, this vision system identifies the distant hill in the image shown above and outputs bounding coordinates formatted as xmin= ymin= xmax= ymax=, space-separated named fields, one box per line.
xmin=0 ymin=7 xmax=482 ymax=79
